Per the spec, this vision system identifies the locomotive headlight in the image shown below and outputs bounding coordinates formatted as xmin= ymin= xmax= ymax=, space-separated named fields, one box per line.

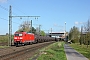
xmin=20 ymin=37 xmax=23 ymax=39
xmin=14 ymin=37 xmax=17 ymax=39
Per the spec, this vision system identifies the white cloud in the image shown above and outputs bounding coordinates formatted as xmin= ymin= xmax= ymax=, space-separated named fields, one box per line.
xmin=79 ymin=22 xmax=83 ymax=24
xmin=75 ymin=21 xmax=85 ymax=25
xmin=0 ymin=0 xmax=7 ymax=3
xmin=53 ymin=23 xmax=63 ymax=28
xmin=53 ymin=23 xmax=58 ymax=27
xmin=75 ymin=22 xmax=79 ymax=25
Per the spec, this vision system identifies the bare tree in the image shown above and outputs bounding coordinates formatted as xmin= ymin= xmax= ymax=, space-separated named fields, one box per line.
xmin=18 ymin=20 xmax=31 ymax=32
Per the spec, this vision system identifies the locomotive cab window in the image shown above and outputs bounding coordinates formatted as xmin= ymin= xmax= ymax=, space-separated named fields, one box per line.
xmin=14 ymin=34 xmax=23 ymax=36
xmin=19 ymin=34 xmax=22 ymax=36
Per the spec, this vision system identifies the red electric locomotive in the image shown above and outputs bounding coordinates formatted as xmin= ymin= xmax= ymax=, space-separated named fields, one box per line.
xmin=14 ymin=32 xmax=35 ymax=46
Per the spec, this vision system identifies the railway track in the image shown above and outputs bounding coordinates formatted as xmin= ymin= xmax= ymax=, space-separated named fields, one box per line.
xmin=0 ymin=41 xmax=55 ymax=60
xmin=0 ymin=42 xmax=8 ymax=46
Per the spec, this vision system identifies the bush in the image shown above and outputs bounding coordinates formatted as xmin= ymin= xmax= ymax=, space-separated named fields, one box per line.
xmin=71 ymin=40 xmax=75 ymax=43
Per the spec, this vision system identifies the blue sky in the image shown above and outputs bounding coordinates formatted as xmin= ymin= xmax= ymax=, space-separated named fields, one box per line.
xmin=0 ymin=0 xmax=90 ymax=35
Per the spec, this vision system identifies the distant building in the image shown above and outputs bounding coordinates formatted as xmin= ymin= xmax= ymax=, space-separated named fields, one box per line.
xmin=46 ymin=32 xmax=68 ymax=40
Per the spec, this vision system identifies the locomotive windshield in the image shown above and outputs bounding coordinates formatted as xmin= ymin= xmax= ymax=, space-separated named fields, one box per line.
xmin=14 ymin=34 xmax=22 ymax=36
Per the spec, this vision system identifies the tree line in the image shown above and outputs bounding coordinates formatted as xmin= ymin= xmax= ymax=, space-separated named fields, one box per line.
xmin=16 ymin=20 xmax=46 ymax=36
xmin=69 ymin=20 xmax=90 ymax=47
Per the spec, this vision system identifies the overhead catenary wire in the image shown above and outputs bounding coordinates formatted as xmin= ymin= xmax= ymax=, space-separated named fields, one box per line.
xmin=0 ymin=5 xmax=23 ymax=24
xmin=0 ymin=17 xmax=20 ymax=24
xmin=0 ymin=4 xmax=39 ymax=24
xmin=0 ymin=5 xmax=25 ymax=18
xmin=0 ymin=17 xmax=8 ymax=21
xmin=0 ymin=5 xmax=9 ymax=11
xmin=0 ymin=4 xmax=18 ymax=16
xmin=7 ymin=0 xmax=27 ymax=15
xmin=0 ymin=17 xmax=39 ymax=26
xmin=11 ymin=5 xmax=26 ymax=15
xmin=0 ymin=4 xmax=39 ymax=26
xmin=9 ymin=4 xmax=40 ymax=20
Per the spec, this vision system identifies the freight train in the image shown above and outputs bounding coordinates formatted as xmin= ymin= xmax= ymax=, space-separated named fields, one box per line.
xmin=14 ymin=32 xmax=56 ymax=46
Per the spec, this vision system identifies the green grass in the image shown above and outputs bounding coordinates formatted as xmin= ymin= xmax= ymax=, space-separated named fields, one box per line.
xmin=0 ymin=46 xmax=9 ymax=48
xmin=37 ymin=42 xmax=67 ymax=60
xmin=0 ymin=35 xmax=14 ymax=42
xmin=0 ymin=35 xmax=8 ymax=42
xmin=70 ymin=43 xmax=90 ymax=60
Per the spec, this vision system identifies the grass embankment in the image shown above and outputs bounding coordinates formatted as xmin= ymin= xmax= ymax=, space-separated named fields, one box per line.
xmin=0 ymin=35 xmax=9 ymax=48
xmin=37 ymin=42 xmax=67 ymax=60
xmin=0 ymin=35 xmax=8 ymax=42
xmin=0 ymin=46 xmax=9 ymax=48
xmin=70 ymin=43 xmax=90 ymax=60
